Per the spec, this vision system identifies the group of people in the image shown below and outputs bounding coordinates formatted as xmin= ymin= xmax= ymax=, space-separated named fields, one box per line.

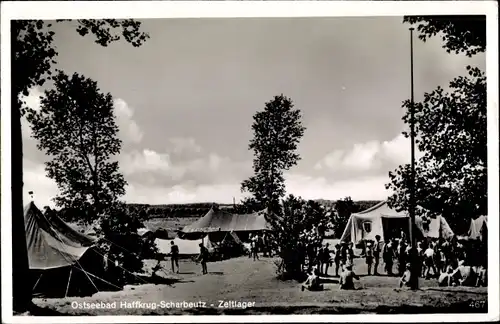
xmin=152 ymin=240 xmax=210 ymax=276
xmin=301 ymin=232 xmax=488 ymax=291
xmin=248 ymin=233 xmax=272 ymax=260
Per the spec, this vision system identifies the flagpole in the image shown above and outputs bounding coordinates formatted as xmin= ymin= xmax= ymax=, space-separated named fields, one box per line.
xmin=409 ymin=27 xmax=419 ymax=290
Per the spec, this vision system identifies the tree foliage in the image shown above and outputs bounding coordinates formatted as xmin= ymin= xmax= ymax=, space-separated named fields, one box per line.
xmin=332 ymin=196 xmax=355 ymax=239
xmin=267 ymin=195 xmax=329 ymax=279
xmin=403 ymin=15 xmax=486 ymax=57
xmin=26 ymin=72 xmax=127 ymax=223
xmin=241 ymin=94 xmax=306 ymax=214
xmin=11 ymin=20 xmax=149 ymax=310
xmin=386 ymin=66 xmax=486 ymax=233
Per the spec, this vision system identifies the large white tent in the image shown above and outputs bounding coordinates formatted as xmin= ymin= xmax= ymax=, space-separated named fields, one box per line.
xmin=340 ymin=201 xmax=454 ymax=243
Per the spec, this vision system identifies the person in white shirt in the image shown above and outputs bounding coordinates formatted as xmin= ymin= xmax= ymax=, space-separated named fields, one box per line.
xmin=301 ymin=268 xmax=323 ymax=291
xmin=423 ymin=244 xmax=437 ymax=279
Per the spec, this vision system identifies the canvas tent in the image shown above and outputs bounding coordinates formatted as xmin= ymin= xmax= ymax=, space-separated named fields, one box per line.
xmin=24 ymin=202 xmax=114 ymax=297
xmin=178 ymin=207 xmax=271 ymax=240
xmin=468 ymin=215 xmax=488 ymax=241
xmin=340 ymin=201 xmax=454 ymax=244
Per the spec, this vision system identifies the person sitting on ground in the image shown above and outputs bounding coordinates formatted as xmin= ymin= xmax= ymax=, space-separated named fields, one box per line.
xmin=438 ymin=265 xmax=455 ymax=287
xmin=339 ymin=264 xmax=360 ymax=290
xmin=301 ymin=268 xmax=324 ymax=291
xmin=365 ymin=241 xmax=374 ymax=275
xmin=453 ymin=260 xmax=476 ymax=287
xmin=399 ymin=263 xmax=412 ymax=288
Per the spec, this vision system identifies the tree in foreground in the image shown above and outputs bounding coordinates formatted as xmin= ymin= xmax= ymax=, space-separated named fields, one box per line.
xmin=27 ymin=72 xmax=126 ymax=222
xmin=388 ymin=16 xmax=487 ymax=233
xmin=332 ymin=196 xmax=355 ymax=239
xmin=267 ymin=195 xmax=328 ymax=279
xmin=13 ymin=19 xmax=149 ymax=311
xmin=240 ymin=94 xmax=306 ymax=214
xmin=386 ymin=66 xmax=486 ymax=233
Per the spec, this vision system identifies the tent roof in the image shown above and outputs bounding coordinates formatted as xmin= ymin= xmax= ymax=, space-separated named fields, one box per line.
xmin=352 ymin=201 xmax=407 ymax=219
xmin=180 ymin=207 xmax=270 ymax=234
xmin=468 ymin=215 xmax=488 ymax=240
xmin=24 ymin=201 xmax=95 ymax=270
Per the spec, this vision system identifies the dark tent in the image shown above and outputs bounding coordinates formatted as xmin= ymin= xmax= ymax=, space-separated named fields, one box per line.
xmin=24 ymin=202 xmax=116 ymax=298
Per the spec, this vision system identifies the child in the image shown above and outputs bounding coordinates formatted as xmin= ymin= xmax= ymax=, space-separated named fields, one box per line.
xmin=334 ymin=244 xmax=342 ymax=277
xmin=365 ymin=242 xmax=374 ymax=275
xmin=301 ymin=268 xmax=324 ymax=291
xmin=399 ymin=263 xmax=412 ymax=288
xmin=340 ymin=264 xmax=360 ymax=290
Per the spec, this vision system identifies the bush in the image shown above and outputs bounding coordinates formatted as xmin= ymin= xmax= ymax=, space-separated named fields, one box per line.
xmin=266 ymin=195 xmax=330 ymax=280
xmin=97 ymin=204 xmax=158 ymax=285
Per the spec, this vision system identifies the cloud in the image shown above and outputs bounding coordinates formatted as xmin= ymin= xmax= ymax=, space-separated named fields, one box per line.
xmin=315 ymin=133 xmax=423 ymax=173
xmin=23 ymin=161 xmax=59 ymax=208
xmin=113 ymin=98 xmax=144 ymax=144
xmin=168 ymin=137 xmax=202 ymax=155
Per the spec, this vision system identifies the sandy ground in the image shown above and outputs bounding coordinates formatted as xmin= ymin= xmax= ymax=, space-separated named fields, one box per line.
xmin=30 ymin=254 xmax=488 ymax=315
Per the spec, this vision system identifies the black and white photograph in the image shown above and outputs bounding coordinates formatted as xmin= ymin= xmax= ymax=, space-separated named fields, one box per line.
xmin=1 ymin=1 xmax=498 ymax=322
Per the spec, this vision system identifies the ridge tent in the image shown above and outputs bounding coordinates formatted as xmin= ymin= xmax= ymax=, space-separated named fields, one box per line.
xmin=178 ymin=207 xmax=271 ymax=240
xmin=468 ymin=215 xmax=488 ymax=241
xmin=340 ymin=201 xmax=454 ymax=244
xmin=24 ymin=202 xmax=115 ymax=298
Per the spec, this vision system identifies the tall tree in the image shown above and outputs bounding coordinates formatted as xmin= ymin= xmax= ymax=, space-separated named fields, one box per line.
xmin=12 ymin=19 xmax=148 ymax=312
xmin=26 ymin=71 xmax=127 ymax=223
xmin=241 ymin=94 xmax=306 ymax=214
xmin=386 ymin=66 xmax=486 ymax=233
xmin=386 ymin=16 xmax=487 ymax=234
xmin=333 ymin=196 xmax=355 ymax=239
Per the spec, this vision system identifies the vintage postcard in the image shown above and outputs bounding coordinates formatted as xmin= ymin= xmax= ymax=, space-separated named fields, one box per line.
xmin=1 ymin=1 xmax=498 ymax=323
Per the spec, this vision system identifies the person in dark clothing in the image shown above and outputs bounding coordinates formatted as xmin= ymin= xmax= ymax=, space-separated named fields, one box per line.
xmin=347 ymin=242 xmax=355 ymax=266
xmin=397 ymin=240 xmax=407 ymax=276
xmin=306 ymin=242 xmax=317 ymax=272
xmin=170 ymin=241 xmax=180 ymax=273
xmin=373 ymin=235 xmax=382 ymax=275
xmin=383 ymin=239 xmax=394 ymax=276
xmin=197 ymin=243 xmax=209 ymax=275
xmin=365 ymin=241 xmax=374 ymax=275
xmin=334 ymin=244 xmax=342 ymax=277
xmin=321 ymin=243 xmax=331 ymax=275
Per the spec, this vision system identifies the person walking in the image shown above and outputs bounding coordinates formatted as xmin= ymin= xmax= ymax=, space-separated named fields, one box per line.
xmin=170 ymin=240 xmax=180 ymax=274
xmin=197 ymin=243 xmax=209 ymax=275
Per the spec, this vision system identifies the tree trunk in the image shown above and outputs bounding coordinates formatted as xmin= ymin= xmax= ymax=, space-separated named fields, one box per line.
xmin=11 ymin=80 xmax=32 ymax=312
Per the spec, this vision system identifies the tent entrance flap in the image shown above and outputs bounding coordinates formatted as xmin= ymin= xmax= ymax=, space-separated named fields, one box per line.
xmin=381 ymin=216 xmax=411 ymax=241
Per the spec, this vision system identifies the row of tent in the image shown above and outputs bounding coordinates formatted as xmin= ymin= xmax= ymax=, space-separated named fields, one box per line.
xmin=340 ymin=201 xmax=488 ymax=243
xmin=22 ymin=200 xmax=487 ymax=298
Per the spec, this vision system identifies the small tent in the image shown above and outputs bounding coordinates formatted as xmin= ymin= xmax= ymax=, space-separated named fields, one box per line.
xmin=340 ymin=201 xmax=454 ymax=243
xmin=468 ymin=215 xmax=488 ymax=241
xmin=24 ymin=202 xmax=114 ymax=298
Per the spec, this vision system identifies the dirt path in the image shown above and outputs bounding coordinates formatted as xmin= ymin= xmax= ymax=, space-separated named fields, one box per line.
xmin=31 ymin=256 xmax=488 ymax=315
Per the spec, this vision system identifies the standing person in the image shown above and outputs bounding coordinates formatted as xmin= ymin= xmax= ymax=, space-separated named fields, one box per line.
xmin=397 ymin=240 xmax=407 ymax=276
xmin=333 ymin=244 xmax=342 ymax=277
xmin=383 ymin=239 xmax=394 ymax=276
xmin=262 ymin=233 xmax=268 ymax=257
xmin=251 ymin=234 xmax=259 ymax=261
xmin=373 ymin=235 xmax=382 ymax=275
xmin=197 ymin=243 xmax=209 ymax=275
xmin=423 ymin=243 xmax=437 ymax=279
xmin=347 ymin=242 xmax=355 ymax=266
xmin=365 ymin=242 xmax=374 ymax=275
xmin=321 ymin=243 xmax=331 ymax=275
xmin=306 ymin=241 xmax=316 ymax=272
xmin=170 ymin=240 xmax=180 ymax=273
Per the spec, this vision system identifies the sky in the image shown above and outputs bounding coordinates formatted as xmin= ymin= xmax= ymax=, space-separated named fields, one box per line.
xmin=20 ymin=17 xmax=485 ymax=208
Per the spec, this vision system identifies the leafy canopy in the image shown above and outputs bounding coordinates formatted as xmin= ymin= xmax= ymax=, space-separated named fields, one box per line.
xmin=26 ymin=71 xmax=127 ymax=223
xmin=386 ymin=66 xmax=486 ymax=233
xmin=403 ymin=15 xmax=486 ymax=57
xmin=241 ymin=94 xmax=305 ymax=213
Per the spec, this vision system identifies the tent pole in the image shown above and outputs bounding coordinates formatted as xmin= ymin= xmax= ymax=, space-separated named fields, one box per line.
xmin=32 ymin=273 xmax=43 ymax=293
xmin=65 ymin=268 xmax=73 ymax=297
